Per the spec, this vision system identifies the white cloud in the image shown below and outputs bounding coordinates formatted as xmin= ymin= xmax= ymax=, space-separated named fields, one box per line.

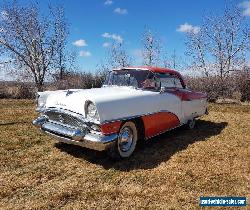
xmin=102 ymin=42 xmax=111 ymax=47
xmin=73 ymin=39 xmax=87 ymax=47
xmin=104 ymin=0 xmax=113 ymax=5
xmin=177 ymin=23 xmax=200 ymax=34
xmin=102 ymin=32 xmax=123 ymax=43
xmin=239 ymin=1 xmax=250 ymax=16
xmin=114 ymin=7 xmax=127 ymax=15
xmin=79 ymin=51 xmax=91 ymax=57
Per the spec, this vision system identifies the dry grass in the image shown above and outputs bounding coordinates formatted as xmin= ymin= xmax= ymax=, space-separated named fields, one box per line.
xmin=0 ymin=99 xmax=249 ymax=209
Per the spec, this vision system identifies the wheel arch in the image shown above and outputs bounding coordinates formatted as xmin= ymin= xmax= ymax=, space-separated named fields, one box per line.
xmin=101 ymin=116 xmax=145 ymax=138
xmin=128 ymin=117 xmax=145 ymax=141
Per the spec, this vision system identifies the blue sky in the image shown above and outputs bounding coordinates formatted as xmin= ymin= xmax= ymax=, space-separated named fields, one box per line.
xmin=59 ymin=0 xmax=249 ymax=72
xmin=1 ymin=0 xmax=250 ymax=75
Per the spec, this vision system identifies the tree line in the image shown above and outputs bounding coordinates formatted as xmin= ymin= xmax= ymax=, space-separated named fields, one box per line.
xmin=0 ymin=1 xmax=249 ymax=101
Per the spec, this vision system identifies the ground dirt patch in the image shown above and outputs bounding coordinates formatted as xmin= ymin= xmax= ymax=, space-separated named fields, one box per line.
xmin=0 ymin=100 xmax=249 ymax=209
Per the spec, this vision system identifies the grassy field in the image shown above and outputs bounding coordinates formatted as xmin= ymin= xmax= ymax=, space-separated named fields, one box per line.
xmin=0 ymin=100 xmax=249 ymax=209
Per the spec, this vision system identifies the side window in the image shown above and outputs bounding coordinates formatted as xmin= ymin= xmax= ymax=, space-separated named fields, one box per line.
xmin=161 ymin=77 xmax=175 ymax=88
xmin=173 ymin=77 xmax=183 ymax=89
xmin=160 ymin=76 xmax=183 ymax=89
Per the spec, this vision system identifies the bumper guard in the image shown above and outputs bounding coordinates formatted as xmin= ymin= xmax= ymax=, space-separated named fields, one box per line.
xmin=33 ymin=116 xmax=117 ymax=151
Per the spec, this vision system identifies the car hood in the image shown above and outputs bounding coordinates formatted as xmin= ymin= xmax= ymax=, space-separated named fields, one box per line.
xmin=44 ymin=86 xmax=160 ymax=123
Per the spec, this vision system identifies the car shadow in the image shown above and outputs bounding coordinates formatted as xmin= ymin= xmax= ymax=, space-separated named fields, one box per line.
xmin=0 ymin=121 xmax=30 ymax=126
xmin=55 ymin=119 xmax=228 ymax=171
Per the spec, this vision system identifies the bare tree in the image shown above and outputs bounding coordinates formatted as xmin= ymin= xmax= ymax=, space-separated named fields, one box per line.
xmin=108 ymin=42 xmax=131 ymax=68
xmin=236 ymin=66 xmax=250 ymax=101
xmin=185 ymin=5 xmax=250 ymax=79
xmin=185 ymin=29 xmax=209 ymax=77
xmin=206 ymin=7 xmax=249 ymax=79
xmin=141 ymin=28 xmax=162 ymax=66
xmin=0 ymin=1 xmax=68 ymax=91
xmin=163 ymin=49 xmax=185 ymax=70
xmin=170 ymin=50 xmax=177 ymax=69
xmin=51 ymin=6 xmax=69 ymax=81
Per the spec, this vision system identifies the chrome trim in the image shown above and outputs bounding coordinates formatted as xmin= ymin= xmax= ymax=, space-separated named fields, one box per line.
xmin=42 ymin=122 xmax=86 ymax=139
xmin=32 ymin=115 xmax=48 ymax=127
xmin=37 ymin=108 xmax=179 ymax=127
xmin=118 ymin=126 xmax=133 ymax=152
xmin=34 ymin=108 xmax=102 ymax=136
xmin=41 ymin=107 xmax=100 ymax=125
xmin=33 ymin=119 xmax=117 ymax=151
xmin=113 ymin=67 xmax=150 ymax=71
xmin=45 ymin=110 xmax=88 ymax=130
xmin=43 ymin=130 xmax=117 ymax=151
xmin=36 ymin=107 xmax=46 ymax=112
xmin=102 ymin=110 xmax=178 ymax=124
xmin=46 ymin=107 xmax=85 ymax=120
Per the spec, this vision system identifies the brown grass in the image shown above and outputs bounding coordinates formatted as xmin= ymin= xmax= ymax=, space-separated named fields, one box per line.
xmin=0 ymin=100 xmax=249 ymax=209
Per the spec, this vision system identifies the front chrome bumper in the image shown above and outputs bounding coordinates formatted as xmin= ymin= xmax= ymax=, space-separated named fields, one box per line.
xmin=33 ymin=116 xmax=117 ymax=151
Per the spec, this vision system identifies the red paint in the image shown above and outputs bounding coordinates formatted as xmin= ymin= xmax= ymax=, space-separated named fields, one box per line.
xmin=166 ymin=89 xmax=207 ymax=101
xmin=101 ymin=121 xmax=122 ymax=135
xmin=101 ymin=111 xmax=180 ymax=138
xmin=142 ymin=112 xmax=180 ymax=139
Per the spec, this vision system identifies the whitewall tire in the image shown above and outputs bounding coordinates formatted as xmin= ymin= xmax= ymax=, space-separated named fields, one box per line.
xmin=108 ymin=121 xmax=138 ymax=159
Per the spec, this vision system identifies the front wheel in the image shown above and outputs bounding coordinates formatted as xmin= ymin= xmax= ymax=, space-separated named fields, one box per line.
xmin=108 ymin=121 xmax=138 ymax=159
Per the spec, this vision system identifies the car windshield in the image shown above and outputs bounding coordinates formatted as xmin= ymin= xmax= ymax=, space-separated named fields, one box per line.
xmin=103 ymin=69 xmax=160 ymax=90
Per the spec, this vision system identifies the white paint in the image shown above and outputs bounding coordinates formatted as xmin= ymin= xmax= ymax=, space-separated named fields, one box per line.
xmin=41 ymin=86 xmax=207 ymax=124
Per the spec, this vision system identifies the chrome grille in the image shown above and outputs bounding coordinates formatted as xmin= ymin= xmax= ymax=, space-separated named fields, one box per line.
xmin=45 ymin=110 xmax=85 ymax=128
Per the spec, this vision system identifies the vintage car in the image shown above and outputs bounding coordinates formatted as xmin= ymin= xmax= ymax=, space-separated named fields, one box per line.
xmin=33 ymin=67 xmax=207 ymax=158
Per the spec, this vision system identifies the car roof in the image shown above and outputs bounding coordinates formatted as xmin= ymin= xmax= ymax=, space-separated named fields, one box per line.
xmin=114 ymin=66 xmax=180 ymax=75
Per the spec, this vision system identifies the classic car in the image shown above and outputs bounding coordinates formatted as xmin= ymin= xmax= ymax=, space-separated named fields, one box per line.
xmin=33 ymin=66 xmax=208 ymax=158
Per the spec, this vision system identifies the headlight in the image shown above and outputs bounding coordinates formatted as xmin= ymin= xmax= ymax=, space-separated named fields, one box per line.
xmin=36 ymin=93 xmax=48 ymax=110
xmin=86 ymin=101 xmax=99 ymax=121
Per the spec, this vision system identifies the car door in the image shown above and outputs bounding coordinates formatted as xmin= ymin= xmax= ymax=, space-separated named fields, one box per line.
xmin=165 ymin=85 xmax=207 ymax=122
xmin=159 ymin=75 xmax=202 ymax=123
xmin=156 ymin=74 xmax=184 ymax=126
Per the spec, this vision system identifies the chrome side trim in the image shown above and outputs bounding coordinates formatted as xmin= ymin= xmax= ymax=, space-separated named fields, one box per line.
xmin=38 ymin=108 xmax=180 ymax=128
xmin=102 ymin=110 xmax=179 ymax=124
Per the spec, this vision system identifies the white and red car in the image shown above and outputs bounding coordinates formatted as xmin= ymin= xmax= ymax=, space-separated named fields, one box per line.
xmin=33 ymin=67 xmax=207 ymax=158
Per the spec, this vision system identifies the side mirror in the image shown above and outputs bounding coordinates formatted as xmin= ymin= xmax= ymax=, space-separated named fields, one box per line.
xmin=160 ymin=86 xmax=166 ymax=93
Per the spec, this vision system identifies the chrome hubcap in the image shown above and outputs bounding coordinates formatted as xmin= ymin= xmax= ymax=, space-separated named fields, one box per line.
xmin=118 ymin=127 xmax=133 ymax=152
